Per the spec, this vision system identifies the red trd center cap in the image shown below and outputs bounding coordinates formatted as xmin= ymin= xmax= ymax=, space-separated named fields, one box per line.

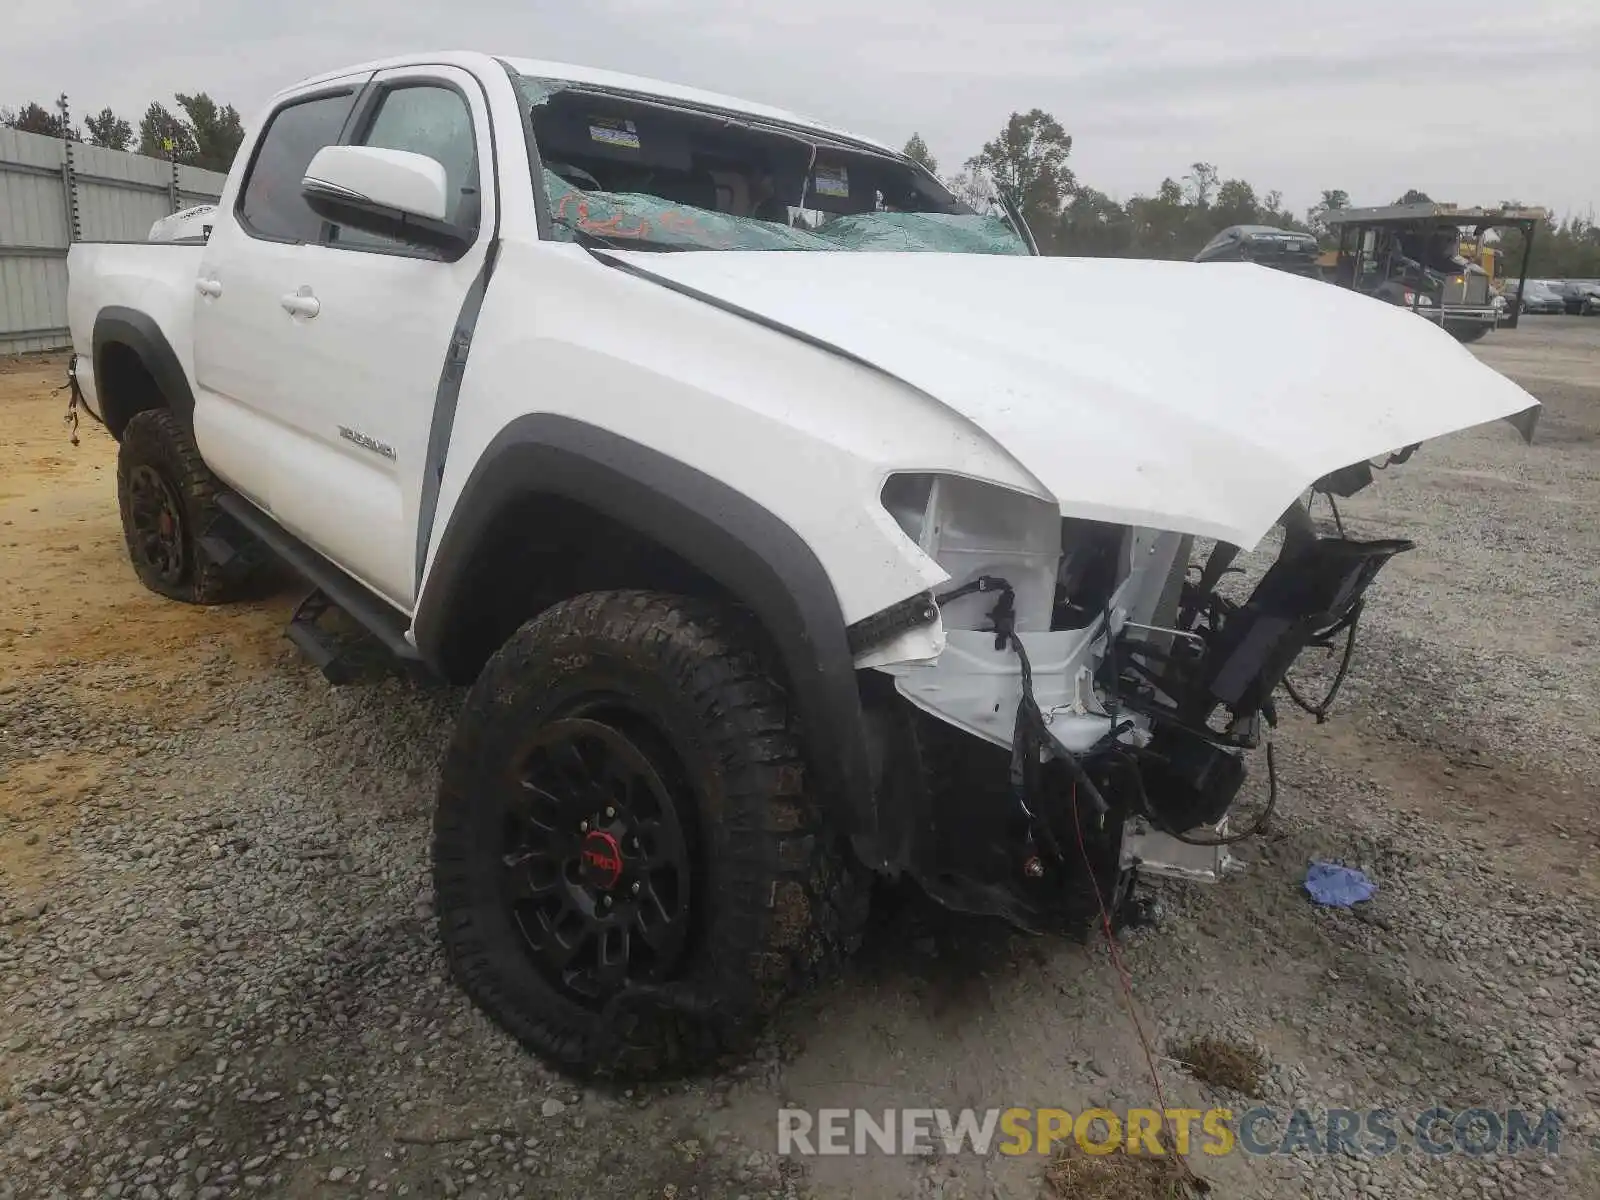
xmin=579 ymin=830 xmax=625 ymax=890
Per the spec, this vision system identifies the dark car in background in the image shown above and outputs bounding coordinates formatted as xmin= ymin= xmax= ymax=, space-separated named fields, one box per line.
xmin=1194 ymin=224 xmax=1321 ymax=275
xmin=1551 ymin=280 xmax=1600 ymax=315
xmin=1516 ymin=280 xmax=1569 ymax=315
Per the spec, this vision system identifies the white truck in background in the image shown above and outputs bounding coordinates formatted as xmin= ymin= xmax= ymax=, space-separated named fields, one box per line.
xmin=147 ymin=204 xmax=217 ymax=243
xmin=66 ymin=50 xmax=1540 ymax=1079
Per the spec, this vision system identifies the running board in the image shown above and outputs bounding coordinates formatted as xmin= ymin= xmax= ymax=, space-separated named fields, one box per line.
xmin=215 ymin=493 xmax=422 ymax=669
xmin=285 ymin=588 xmax=355 ymax=685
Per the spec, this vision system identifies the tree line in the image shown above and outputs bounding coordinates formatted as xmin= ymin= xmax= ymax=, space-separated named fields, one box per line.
xmin=907 ymin=111 xmax=1600 ymax=280
xmin=1 ymin=94 xmax=244 ymax=175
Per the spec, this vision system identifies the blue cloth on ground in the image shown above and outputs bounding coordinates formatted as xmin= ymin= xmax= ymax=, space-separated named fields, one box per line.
xmin=1304 ymin=861 xmax=1377 ymax=907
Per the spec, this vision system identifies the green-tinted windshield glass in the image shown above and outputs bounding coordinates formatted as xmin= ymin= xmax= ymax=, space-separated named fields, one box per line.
xmin=517 ymin=73 xmax=1029 ymax=255
xmin=544 ymin=170 xmax=837 ymax=251
xmin=810 ymin=211 xmax=1029 ymax=254
xmin=544 ymin=170 xmax=1027 ymax=255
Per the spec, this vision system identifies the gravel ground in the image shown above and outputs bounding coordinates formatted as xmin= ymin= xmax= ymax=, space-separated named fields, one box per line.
xmin=2 ymin=317 xmax=1599 ymax=1199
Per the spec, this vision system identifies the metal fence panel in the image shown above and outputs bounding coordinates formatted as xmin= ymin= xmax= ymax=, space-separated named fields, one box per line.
xmin=0 ymin=127 xmax=227 ymax=354
xmin=0 ymin=132 xmax=70 ymax=247
xmin=78 ymin=178 xmax=173 ymax=243
xmin=0 ymin=254 xmax=66 ymax=353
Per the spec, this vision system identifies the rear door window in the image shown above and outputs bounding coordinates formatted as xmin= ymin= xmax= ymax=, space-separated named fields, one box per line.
xmin=237 ymin=92 xmax=357 ymax=242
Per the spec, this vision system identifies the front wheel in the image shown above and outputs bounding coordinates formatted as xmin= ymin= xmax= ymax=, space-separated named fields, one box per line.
xmin=1447 ymin=322 xmax=1490 ymax=344
xmin=433 ymin=590 xmax=868 ymax=1078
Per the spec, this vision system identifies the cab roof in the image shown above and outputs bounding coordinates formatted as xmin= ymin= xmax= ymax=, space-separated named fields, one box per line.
xmin=279 ymin=50 xmax=892 ymax=155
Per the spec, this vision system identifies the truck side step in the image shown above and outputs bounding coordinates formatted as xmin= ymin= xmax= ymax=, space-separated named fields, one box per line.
xmin=286 ymin=589 xmax=355 ymax=685
xmin=214 ymin=493 xmax=424 ymax=679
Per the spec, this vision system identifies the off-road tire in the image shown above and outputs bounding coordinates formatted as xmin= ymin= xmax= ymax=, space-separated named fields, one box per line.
xmin=434 ymin=590 xmax=869 ymax=1078
xmin=115 ymin=409 xmax=240 ymax=604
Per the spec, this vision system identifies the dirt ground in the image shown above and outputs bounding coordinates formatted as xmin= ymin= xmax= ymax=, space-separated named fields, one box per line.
xmin=0 ymin=356 xmax=287 ymax=679
xmin=0 ymin=355 xmax=290 ymax=902
xmin=2 ymin=318 xmax=1599 ymax=1200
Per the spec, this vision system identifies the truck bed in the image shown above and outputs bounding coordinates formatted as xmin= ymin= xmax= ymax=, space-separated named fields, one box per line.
xmin=67 ymin=243 xmax=204 ymax=424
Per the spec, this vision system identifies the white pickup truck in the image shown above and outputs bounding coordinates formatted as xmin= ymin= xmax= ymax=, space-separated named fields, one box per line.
xmin=67 ymin=50 xmax=1540 ymax=1078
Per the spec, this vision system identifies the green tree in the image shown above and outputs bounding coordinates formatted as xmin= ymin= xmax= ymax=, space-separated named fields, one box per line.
xmin=1308 ymin=189 xmax=1350 ymax=239
xmin=965 ymin=109 xmax=1076 ymax=252
xmin=1394 ymin=188 xmax=1433 ymax=205
xmin=84 ymin=107 xmax=133 ymax=151
xmin=902 ymin=132 xmax=938 ymax=175
xmin=1055 ymin=187 xmax=1132 ymax=257
xmin=1213 ymin=178 xmax=1259 ymax=227
xmin=137 ymin=100 xmax=195 ymax=161
xmin=1 ymin=100 xmax=77 ymax=139
xmin=944 ymin=169 xmax=994 ymax=213
xmin=1125 ymin=177 xmax=1189 ymax=258
xmin=1183 ymin=162 xmax=1218 ymax=208
xmin=1260 ymin=189 xmax=1296 ymax=228
xmin=175 ymin=92 xmax=245 ymax=172
xmin=1497 ymin=212 xmax=1600 ymax=279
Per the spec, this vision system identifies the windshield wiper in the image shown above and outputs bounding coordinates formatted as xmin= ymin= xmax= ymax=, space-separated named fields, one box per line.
xmin=549 ymin=213 xmax=686 ymax=253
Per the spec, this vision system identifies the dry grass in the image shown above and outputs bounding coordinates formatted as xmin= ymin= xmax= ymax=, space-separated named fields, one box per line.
xmin=1043 ymin=1142 xmax=1207 ymax=1199
xmin=1170 ymin=1034 xmax=1268 ymax=1097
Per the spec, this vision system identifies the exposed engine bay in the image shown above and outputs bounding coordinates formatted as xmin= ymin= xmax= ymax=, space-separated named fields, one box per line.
xmin=863 ymin=462 xmax=1416 ymax=936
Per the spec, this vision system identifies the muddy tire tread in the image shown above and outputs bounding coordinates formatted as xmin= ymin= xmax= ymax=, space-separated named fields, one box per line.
xmin=433 ymin=589 xmax=867 ymax=1078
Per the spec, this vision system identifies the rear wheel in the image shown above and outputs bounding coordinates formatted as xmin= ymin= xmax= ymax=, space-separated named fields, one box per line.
xmin=1447 ymin=322 xmax=1490 ymax=344
xmin=115 ymin=409 xmax=242 ymax=604
xmin=433 ymin=590 xmax=868 ymax=1078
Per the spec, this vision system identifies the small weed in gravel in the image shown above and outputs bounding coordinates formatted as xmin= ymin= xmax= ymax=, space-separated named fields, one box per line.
xmin=1171 ymin=1034 xmax=1267 ymax=1096
xmin=1043 ymin=1142 xmax=1207 ymax=1199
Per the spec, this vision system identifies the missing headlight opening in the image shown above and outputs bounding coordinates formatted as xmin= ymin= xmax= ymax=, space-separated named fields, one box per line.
xmin=865 ymin=479 xmax=1414 ymax=938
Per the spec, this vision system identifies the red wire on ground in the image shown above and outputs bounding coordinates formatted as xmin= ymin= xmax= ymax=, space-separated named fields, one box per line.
xmin=1070 ymin=784 xmax=1203 ymax=1186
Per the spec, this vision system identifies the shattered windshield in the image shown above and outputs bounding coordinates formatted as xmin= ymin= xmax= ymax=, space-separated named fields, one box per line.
xmin=540 ymin=170 xmax=1027 ymax=254
xmin=516 ymin=74 xmax=1028 ymax=256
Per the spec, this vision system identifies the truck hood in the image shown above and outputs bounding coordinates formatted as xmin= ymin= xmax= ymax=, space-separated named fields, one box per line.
xmin=606 ymin=251 xmax=1540 ymax=547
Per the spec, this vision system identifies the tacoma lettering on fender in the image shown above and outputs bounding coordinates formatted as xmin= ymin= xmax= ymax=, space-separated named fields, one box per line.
xmin=64 ymin=50 xmax=1542 ymax=1078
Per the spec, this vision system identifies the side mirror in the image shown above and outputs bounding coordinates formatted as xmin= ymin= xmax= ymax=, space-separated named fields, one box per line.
xmin=301 ymin=145 xmax=471 ymax=257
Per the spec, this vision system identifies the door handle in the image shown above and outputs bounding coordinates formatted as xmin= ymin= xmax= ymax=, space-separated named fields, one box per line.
xmin=280 ymin=287 xmax=320 ymax=318
xmin=195 ymin=278 xmax=222 ymax=298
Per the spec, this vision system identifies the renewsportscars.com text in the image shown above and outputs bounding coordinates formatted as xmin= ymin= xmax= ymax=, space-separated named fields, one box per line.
xmin=776 ymin=1106 xmax=1565 ymax=1158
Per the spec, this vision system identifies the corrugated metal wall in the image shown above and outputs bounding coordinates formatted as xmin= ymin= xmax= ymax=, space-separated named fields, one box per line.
xmin=0 ymin=129 xmax=227 ymax=354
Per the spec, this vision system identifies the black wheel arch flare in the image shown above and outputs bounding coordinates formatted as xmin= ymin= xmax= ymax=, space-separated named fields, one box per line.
xmin=91 ymin=306 xmax=197 ymax=438
xmin=411 ymin=414 xmax=877 ymax=837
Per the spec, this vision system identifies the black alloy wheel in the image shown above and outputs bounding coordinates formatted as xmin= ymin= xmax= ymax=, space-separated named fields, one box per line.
xmin=116 ymin=408 xmax=253 ymax=604
xmin=501 ymin=713 xmax=695 ymax=1005
xmin=433 ymin=590 xmax=870 ymax=1078
xmin=125 ymin=463 xmax=187 ymax=586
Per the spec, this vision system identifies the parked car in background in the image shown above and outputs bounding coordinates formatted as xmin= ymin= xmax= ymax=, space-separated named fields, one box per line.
xmin=1551 ymin=280 xmax=1600 ymax=315
xmin=1517 ymin=280 xmax=1569 ymax=315
xmin=1193 ymin=224 xmax=1320 ymax=275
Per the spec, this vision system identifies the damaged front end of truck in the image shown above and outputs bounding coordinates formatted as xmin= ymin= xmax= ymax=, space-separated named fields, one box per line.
xmin=856 ymin=450 xmax=1499 ymax=937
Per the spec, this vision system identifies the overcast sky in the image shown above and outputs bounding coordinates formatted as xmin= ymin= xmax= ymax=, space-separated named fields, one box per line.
xmin=11 ymin=0 xmax=1600 ymax=218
